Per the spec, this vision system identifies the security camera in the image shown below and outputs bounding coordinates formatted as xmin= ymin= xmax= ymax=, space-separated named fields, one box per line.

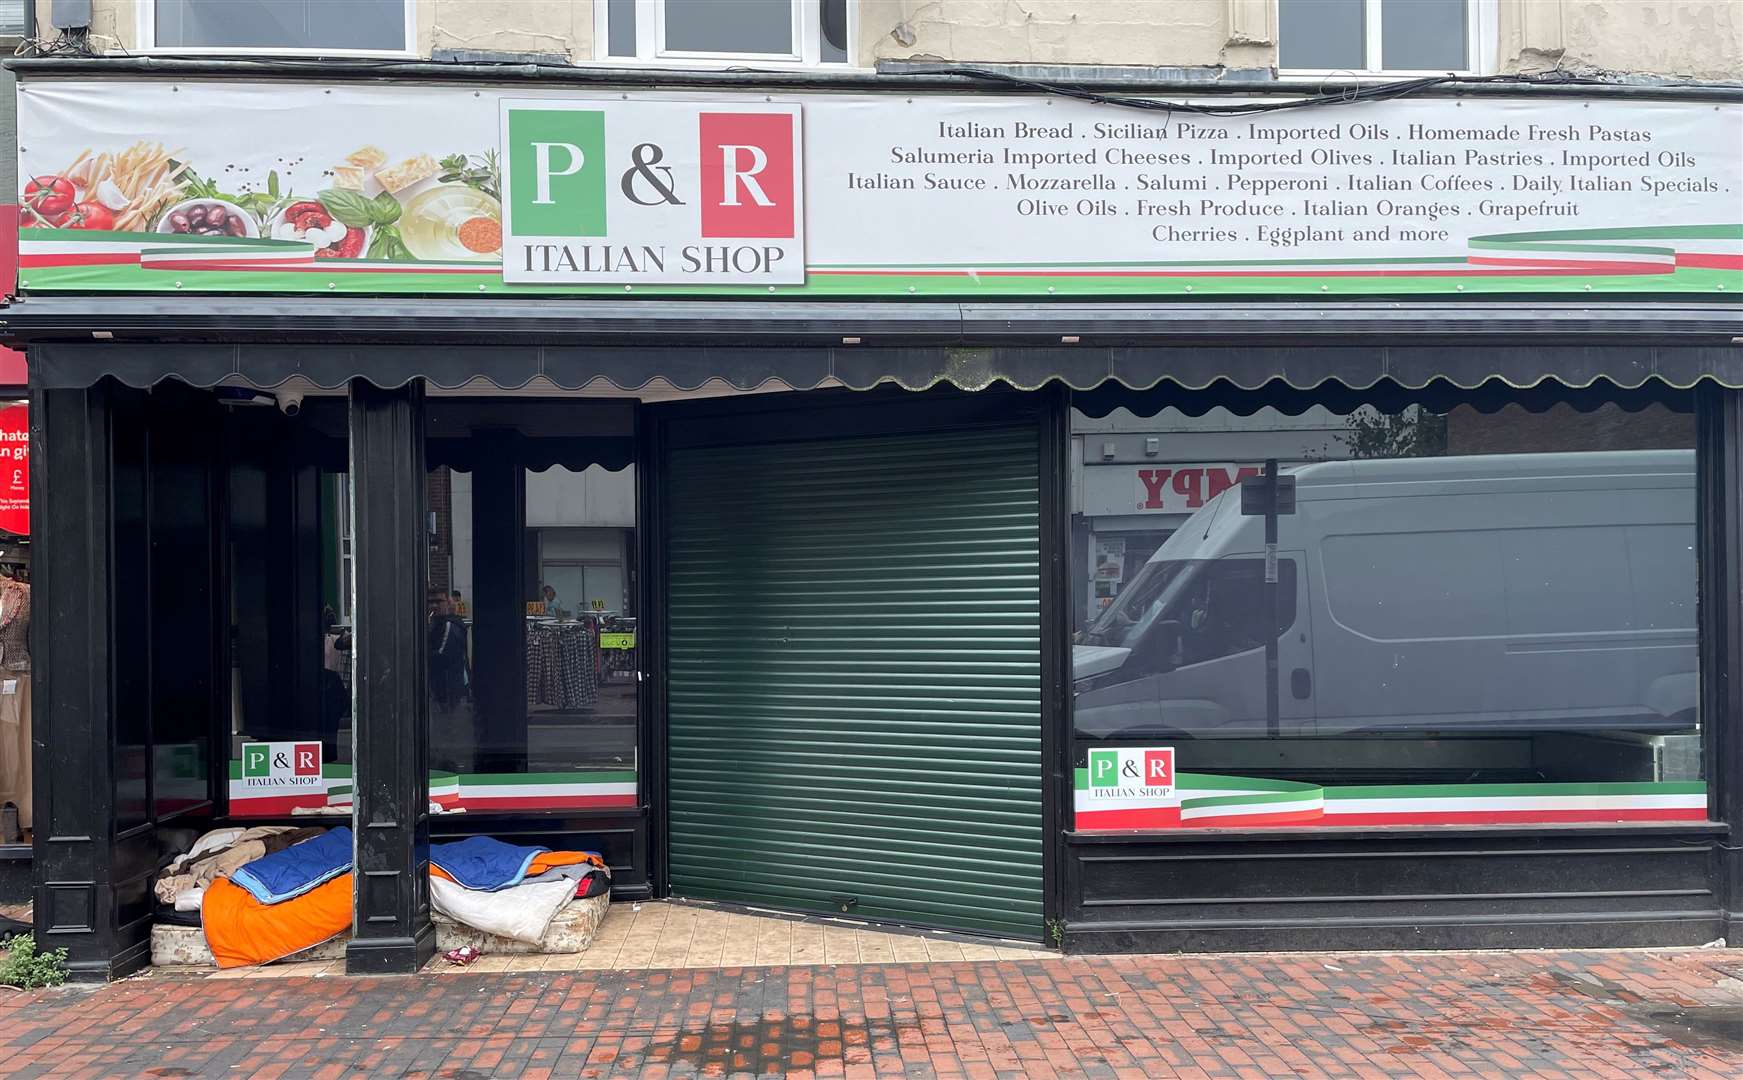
xmin=278 ymin=392 xmax=304 ymax=417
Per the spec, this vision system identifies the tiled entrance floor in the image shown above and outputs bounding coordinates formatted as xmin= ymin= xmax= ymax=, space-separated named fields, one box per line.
xmin=163 ymin=900 xmax=1051 ymax=979
xmin=490 ymin=900 xmax=1050 ymax=973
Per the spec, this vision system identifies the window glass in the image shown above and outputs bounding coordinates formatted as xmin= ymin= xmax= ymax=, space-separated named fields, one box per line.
xmin=1278 ymin=0 xmax=1365 ymax=70
xmin=424 ymin=431 xmax=639 ymax=812
xmin=525 ymin=466 xmax=639 ymax=777
xmin=1381 ymin=0 xmax=1468 ymax=70
xmin=154 ymin=0 xmax=407 ymax=51
xmin=1071 ymin=402 xmax=1703 ymax=831
xmin=225 ymin=400 xmax=351 ymax=818
xmin=820 ymin=0 xmax=849 ymax=63
xmin=607 ymin=0 xmax=639 ymax=57
xmin=664 ymin=0 xmax=792 ymax=55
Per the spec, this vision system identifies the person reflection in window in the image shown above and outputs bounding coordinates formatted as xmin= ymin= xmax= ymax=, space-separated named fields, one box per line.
xmin=429 ymin=596 xmax=469 ymax=710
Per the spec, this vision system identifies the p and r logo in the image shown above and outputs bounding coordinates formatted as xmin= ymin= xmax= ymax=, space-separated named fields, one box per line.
xmin=1086 ymin=746 xmax=1177 ymax=804
xmin=500 ymin=99 xmax=805 ymax=286
xmin=241 ymin=741 xmax=323 ymax=788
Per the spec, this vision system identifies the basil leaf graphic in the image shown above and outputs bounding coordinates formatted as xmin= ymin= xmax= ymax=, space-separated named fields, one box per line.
xmin=317 ymin=188 xmax=375 ymax=228
xmin=369 ymin=192 xmax=403 ymax=227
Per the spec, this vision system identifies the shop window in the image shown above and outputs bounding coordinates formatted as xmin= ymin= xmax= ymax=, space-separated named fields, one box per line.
xmin=601 ymin=0 xmax=851 ymax=65
xmin=425 ymin=411 xmax=639 ymax=814
xmin=224 ymin=401 xmax=351 ymax=819
xmin=1278 ymin=0 xmax=1493 ymax=75
xmin=1070 ymin=401 xmax=1704 ymax=831
xmin=145 ymin=0 xmax=412 ymax=55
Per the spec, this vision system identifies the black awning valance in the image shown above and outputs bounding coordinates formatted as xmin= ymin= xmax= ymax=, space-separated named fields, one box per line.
xmin=14 ymin=295 xmax=1741 ymax=404
xmin=27 ymin=341 xmax=1743 ymax=409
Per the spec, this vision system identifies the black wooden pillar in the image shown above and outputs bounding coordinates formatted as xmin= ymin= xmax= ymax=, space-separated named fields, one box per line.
xmin=30 ymin=383 xmax=146 ymax=979
xmin=470 ymin=429 xmax=527 ymax=774
xmin=1700 ymin=386 xmax=1743 ymax=937
xmin=345 ymin=379 xmax=435 ymax=975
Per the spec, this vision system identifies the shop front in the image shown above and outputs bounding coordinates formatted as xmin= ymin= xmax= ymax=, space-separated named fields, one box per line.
xmin=6 ymin=60 xmax=1743 ymax=978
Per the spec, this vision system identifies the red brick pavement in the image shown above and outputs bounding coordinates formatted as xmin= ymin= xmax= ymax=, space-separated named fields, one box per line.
xmin=1 ymin=949 xmax=1742 ymax=1078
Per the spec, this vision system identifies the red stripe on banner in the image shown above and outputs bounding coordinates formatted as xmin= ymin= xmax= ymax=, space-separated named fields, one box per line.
xmin=1181 ymin=808 xmax=1325 ymax=828
xmin=459 ymin=794 xmax=638 ymax=811
xmin=1678 ymin=253 xmax=1743 ymax=269
xmin=228 ymin=793 xmax=330 ymax=816
xmin=1466 ymin=256 xmax=1674 ymax=273
xmin=1324 ymin=807 xmax=1707 ymax=826
xmin=1074 ymin=806 xmax=1182 ymax=829
xmin=20 ymin=252 xmax=141 ymax=267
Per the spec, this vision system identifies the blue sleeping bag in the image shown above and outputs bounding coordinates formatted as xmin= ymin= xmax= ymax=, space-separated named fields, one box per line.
xmin=229 ymin=827 xmax=353 ymax=906
xmin=430 ymin=836 xmax=548 ymax=892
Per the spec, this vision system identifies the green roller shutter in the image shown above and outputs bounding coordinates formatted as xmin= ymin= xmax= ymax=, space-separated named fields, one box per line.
xmin=666 ymin=426 xmax=1043 ymax=939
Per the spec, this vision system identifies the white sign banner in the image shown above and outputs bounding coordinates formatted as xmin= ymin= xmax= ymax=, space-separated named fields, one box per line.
xmin=14 ymin=79 xmax=1742 ymax=296
xmin=498 ymin=99 xmax=804 ymax=285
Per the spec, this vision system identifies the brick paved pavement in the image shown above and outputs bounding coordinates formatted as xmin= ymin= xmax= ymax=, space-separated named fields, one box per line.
xmin=3 ymin=948 xmax=1743 ymax=1078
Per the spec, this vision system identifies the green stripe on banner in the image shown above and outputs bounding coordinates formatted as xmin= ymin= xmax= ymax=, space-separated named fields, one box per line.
xmin=20 ymin=263 xmax=1741 ymax=297
xmin=1187 ymin=788 xmax=1324 ymax=810
xmin=1467 ymin=241 xmax=1675 ymax=256
xmin=462 ymin=771 xmax=637 ymax=785
xmin=1329 ymin=781 xmax=1707 ymax=800
xmin=1180 ymin=773 xmax=1318 ymax=792
xmin=1470 ymin=224 xmax=1743 ymax=243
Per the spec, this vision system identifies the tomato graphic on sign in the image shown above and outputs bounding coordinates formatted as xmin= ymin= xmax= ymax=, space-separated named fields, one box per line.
xmin=0 ymin=404 xmax=27 ymax=536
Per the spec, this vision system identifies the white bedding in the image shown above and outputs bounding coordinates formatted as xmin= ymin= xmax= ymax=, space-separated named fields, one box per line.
xmin=430 ymin=875 xmax=576 ymax=945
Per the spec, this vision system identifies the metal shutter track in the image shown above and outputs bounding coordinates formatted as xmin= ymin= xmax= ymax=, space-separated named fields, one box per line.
xmin=666 ymin=427 xmax=1042 ymax=939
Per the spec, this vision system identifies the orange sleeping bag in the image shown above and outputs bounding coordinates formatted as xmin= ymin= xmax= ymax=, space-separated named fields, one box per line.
xmin=203 ymin=850 xmax=606 ymax=968
xmin=201 ymin=872 xmax=353 ymax=969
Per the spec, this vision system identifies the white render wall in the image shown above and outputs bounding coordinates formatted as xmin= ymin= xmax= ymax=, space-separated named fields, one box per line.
xmin=35 ymin=1 xmax=1742 ymax=79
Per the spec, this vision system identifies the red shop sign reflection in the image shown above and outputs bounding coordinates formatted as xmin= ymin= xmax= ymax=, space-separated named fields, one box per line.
xmin=0 ymin=404 xmax=27 ymax=536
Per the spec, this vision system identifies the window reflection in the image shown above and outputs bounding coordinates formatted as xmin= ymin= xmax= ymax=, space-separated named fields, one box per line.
xmin=1071 ymin=402 xmax=1703 ymax=829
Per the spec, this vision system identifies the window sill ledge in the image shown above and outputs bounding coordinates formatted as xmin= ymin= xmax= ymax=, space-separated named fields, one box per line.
xmin=1067 ymin=819 xmax=1730 ymax=843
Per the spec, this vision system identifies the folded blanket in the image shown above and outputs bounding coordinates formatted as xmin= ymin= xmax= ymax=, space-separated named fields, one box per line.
xmin=230 ymin=827 xmax=353 ymax=906
xmin=429 ymin=874 xmax=576 ymax=945
xmin=201 ymin=873 xmax=352 ymax=969
xmin=429 ymin=836 xmax=547 ymax=892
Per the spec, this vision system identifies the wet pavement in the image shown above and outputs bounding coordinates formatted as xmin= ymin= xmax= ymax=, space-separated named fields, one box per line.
xmin=3 ymin=948 xmax=1743 ymax=1077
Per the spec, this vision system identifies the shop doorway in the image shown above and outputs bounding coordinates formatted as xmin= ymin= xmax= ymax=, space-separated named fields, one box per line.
xmin=662 ymin=423 xmax=1045 ymax=940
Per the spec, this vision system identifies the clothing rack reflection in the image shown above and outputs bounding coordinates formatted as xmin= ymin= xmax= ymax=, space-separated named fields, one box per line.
xmin=525 ymin=619 xmax=599 ymax=711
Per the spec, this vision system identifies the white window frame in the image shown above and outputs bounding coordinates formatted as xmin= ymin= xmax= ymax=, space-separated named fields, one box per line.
xmin=138 ymin=0 xmax=418 ymax=58
xmin=592 ymin=0 xmax=858 ymax=68
xmin=1277 ymin=0 xmax=1497 ymax=79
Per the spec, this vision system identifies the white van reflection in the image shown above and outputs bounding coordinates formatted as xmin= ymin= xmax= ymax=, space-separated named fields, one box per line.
xmin=1073 ymin=450 xmax=1698 ymax=741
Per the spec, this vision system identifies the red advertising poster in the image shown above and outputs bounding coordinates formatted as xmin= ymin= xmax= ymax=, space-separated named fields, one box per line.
xmin=0 ymin=404 xmax=28 ymax=536
xmin=0 ymin=204 xmax=16 ymax=297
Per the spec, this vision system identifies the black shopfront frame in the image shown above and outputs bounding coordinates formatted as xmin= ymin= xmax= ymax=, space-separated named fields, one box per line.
xmin=16 ymin=342 xmax=1743 ymax=979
